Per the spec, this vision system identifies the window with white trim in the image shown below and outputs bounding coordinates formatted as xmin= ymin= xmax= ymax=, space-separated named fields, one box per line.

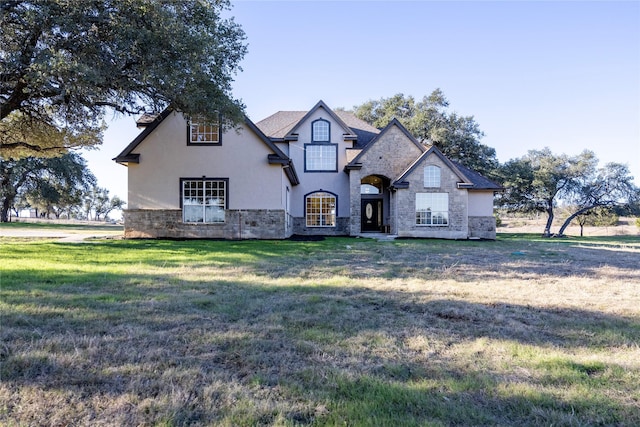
xmin=306 ymin=192 xmax=336 ymax=227
xmin=416 ymin=193 xmax=448 ymax=226
xmin=424 ymin=165 xmax=441 ymax=187
xmin=188 ymin=116 xmax=220 ymax=144
xmin=312 ymin=119 xmax=330 ymax=142
xmin=305 ymin=144 xmax=337 ymax=171
xmin=182 ymin=179 xmax=226 ymax=223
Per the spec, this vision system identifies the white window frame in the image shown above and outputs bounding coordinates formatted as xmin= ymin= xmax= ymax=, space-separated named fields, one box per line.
xmin=188 ymin=116 xmax=220 ymax=144
xmin=416 ymin=193 xmax=449 ymax=226
xmin=306 ymin=191 xmax=336 ymax=227
xmin=305 ymin=144 xmax=337 ymax=172
xmin=424 ymin=165 xmax=441 ymax=188
xmin=182 ymin=179 xmax=227 ymax=223
xmin=312 ymin=119 xmax=330 ymax=142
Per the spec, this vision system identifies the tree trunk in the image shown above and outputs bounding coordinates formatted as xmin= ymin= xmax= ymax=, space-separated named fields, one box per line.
xmin=557 ymin=205 xmax=597 ymax=236
xmin=1 ymin=197 xmax=11 ymax=222
xmin=543 ymin=202 xmax=554 ymax=237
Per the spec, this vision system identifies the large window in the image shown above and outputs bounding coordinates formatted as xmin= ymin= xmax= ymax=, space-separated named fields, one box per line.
xmin=305 ymin=144 xmax=337 ymax=172
xmin=306 ymin=191 xmax=336 ymax=227
xmin=312 ymin=119 xmax=330 ymax=142
xmin=182 ymin=179 xmax=227 ymax=223
xmin=416 ymin=193 xmax=448 ymax=226
xmin=424 ymin=165 xmax=441 ymax=188
xmin=188 ymin=116 xmax=221 ymax=145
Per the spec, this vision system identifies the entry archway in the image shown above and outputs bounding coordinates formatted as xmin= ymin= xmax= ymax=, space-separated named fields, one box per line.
xmin=360 ymin=175 xmax=390 ymax=233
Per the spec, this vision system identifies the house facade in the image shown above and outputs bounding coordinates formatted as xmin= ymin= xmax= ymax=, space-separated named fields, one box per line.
xmin=114 ymin=101 xmax=501 ymax=239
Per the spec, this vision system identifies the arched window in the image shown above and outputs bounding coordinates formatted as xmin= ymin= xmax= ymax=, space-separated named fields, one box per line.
xmin=312 ymin=119 xmax=330 ymax=142
xmin=424 ymin=165 xmax=441 ymax=188
xmin=361 ymin=175 xmax=383 ymax=194
xmin=305 ymin=191 xmax=336 ymax=227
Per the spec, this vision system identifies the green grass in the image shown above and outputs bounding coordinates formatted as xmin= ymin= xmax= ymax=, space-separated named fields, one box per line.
xmin=1 ymin=234 xmax=639 ymax=426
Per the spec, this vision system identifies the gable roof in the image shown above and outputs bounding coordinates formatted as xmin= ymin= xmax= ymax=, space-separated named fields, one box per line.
xmin=112 ymin=108 xmax=299 ymax=185
xmin=346 ymin=118 xmax=426 ymax=170
xmin=392 ymin=145 xmax=502 ymax=191
xmin=255 ymin=101 xmax=380 ymax=147
xmin=112 ymin=109 xmax=173 ymax=164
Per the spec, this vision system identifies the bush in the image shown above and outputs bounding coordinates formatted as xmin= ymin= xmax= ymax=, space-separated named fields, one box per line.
xmin=636 ymin=217 xmax=640 ymax=229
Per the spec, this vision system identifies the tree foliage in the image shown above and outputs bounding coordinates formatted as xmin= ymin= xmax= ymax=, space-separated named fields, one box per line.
xmin=556 ymin=162 xmax=639 ymax=236
xmin=83 ymin=185 xmax=125 ymax=221
xmin=351 ymin=90 xmax=499 ymax=176
xmin=497 ymin=148 xmax=598 ymax=236
xmin=498 ymin=148 xmax=638 ymax=237
xmin=0 ymin=152 xmax=95 ymax=221
xmin=1 ymin=0 xmax=247 ymax=157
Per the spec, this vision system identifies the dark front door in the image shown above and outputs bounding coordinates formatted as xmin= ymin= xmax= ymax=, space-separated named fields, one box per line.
xmin=361 ymin=199 xmax=382 ymax=232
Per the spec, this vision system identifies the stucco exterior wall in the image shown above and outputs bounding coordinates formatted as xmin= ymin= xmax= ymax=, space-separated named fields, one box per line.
xmin=287 ymin=107 xmax=352 ymax=219
xmin=127 ymin=112 xmax=285 ymax=211
xmin=395 ymin=154 xmax=469 ymax=239
xmin=468 ymin=191 xmax=495 ymax=216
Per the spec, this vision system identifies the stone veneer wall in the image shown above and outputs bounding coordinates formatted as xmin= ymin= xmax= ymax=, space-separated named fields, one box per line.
xmin=468 ymin=216 xmax=497 ymax=240
xmin=292 ymin=217 xmax=350 ymax=236
xmin=395 ymin=154 xmax=469 ymax=239
xmin=349 ymin=126 xmax=424 ymax=236
xmin=124 ymin=209 xmax=289 ymax=239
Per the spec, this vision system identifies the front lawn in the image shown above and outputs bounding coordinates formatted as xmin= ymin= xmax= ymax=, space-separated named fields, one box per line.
xmin=1 ymin=236 xmax=638 ymax=425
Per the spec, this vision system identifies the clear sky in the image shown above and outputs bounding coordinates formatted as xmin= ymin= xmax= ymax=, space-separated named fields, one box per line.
xmin=86 ymin=0 xmax=640 ymax=214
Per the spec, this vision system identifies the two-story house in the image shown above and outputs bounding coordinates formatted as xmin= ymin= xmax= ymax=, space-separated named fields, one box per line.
xmin=114 ymin=101 xmax=501 ymax=239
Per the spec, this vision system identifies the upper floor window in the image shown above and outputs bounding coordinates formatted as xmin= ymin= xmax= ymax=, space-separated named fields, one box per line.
xmin=312 ymin=119 xmax=330 ymax=142
xmin=305 ymin=143 xmax=337 ymax=172
xmin=188 ymin=115 xmax=221 ymax=145
xmin=424 ymin=165 xmax=441 ymax=187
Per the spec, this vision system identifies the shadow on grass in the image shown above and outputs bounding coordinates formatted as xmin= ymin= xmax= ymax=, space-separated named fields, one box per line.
xmin=1 ymin=237 xmax=639 ymax=425
xmin=2 ymin=267 xmax=639 ymax=425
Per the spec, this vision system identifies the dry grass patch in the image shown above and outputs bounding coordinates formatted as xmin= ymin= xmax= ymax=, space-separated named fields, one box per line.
xmin=1 ymin=235 xmax=639 ymax=425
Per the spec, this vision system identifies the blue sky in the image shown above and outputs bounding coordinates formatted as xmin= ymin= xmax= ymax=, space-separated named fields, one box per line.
xmin=87 ymin=0 xmax=640 ymax=209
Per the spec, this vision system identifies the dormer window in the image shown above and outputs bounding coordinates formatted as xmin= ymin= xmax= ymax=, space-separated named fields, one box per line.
xmin=188 ymin=115 xmax=221 ymax=145
xmin=312 ymin=119 xmax=330 ymax=142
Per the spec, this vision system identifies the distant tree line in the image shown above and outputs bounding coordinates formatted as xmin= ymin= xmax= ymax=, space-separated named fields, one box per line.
xmin=1 ymin=153 xmax=124 ymax=222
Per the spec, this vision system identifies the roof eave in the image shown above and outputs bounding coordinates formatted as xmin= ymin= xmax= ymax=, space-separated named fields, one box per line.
xmin=457 ymin=183 xmax=475 ymax=189
xmin=113 ymin=154 xmax=140 ymax=165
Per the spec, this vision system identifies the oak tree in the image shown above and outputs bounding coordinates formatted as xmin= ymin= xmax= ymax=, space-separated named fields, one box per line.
xmin=351 ymin=90 xmax=499 ymax=176
xmin=1 ymin=0 xmax=247 ymax=157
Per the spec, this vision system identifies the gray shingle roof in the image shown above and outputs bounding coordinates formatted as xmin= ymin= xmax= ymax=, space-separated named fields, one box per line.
xmin=255 ymin=109 xmax=380 ymax=146
xmin=255 ymin=111 xmax=306 ymax=139
xmin=451 ymin=161 xmax=503 ymax=190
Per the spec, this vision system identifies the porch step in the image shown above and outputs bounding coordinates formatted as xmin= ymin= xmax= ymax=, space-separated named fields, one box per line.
xmin=359 ymin=233 xmax=397 ymax=241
